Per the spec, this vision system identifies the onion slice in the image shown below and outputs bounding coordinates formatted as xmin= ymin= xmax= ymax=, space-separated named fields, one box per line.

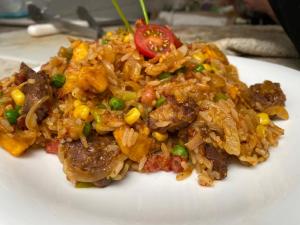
xmin=25 ymin=96 xmax=49 ymax=130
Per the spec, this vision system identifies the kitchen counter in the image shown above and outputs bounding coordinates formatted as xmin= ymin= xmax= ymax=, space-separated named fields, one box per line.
xmin=0 ymin=25 xmax=299 ymax=77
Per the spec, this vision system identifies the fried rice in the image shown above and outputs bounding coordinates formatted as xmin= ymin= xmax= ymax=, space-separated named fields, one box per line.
xmin=0 ymin=28 xmax=289 ymax=187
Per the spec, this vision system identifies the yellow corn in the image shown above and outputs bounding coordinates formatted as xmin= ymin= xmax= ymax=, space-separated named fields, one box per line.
xmin=140 ymin=125 xmax=150 ymax=136
xmin=124 ymin=107 xmax=140 ymax=125
xmin=256 ymin=125 xmax=266 ymax=138
xmin=11 ymin=89 xmax=25 ymax=106
xmin=72 ymin=42 xmax=89 ymax=62
xmin=73 ymin=100 xmax=82 ymax=107
xmin=257 ymin=113 xmax=270 ymax=125
xmin=73 ymin=105 xmax=90 ymax=120
xmin=152 ymin=132 xmax=168 ymax=142
xmin=106 ymin=31 xmax=113 ymax=37
xmin=192 ymin=52 xmax=205 ymax=62
xmin=123 ymin=34 xmax=132 ymax=43
xmin=203 ymin=64 xmax=212 ymax=71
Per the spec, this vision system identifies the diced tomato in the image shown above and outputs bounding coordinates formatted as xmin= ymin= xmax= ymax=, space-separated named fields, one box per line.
xmin=143 ymin=153 xmax=185 ymax=173
xmin=45 ymin=140 xmax=60 ymax=154
xmin=170 ymin=156 xmax=184 ymax=173
xmin=143 ymin=153 xmax=170 ymax=172
xmin=134 ymin=20 xmax=182 ymax=58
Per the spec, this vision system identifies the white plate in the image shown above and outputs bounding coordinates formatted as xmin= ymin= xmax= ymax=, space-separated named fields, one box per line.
xmin=0 ymin=56 xmax=299 ymax=225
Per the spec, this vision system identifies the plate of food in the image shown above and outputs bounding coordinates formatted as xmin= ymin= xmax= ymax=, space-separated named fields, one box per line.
xmin=0 ymin=1 xmax=299 ymax=225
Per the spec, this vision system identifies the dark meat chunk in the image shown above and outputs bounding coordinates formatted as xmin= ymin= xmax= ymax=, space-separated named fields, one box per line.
xmin=16 ymin=115 xmax=26 ymax=130
xmin=20 ymin=63 xmax=52 ymax=122
xmin=14 ymin=63 xmax=33 ymax=85
xmin=203 ymin=143 xmax=229 ymax=180
xmin=58 ymin=135 xmax=122 ymax=184
xmin=148 ymin=97 xmax=198 ymax=132
xmin=248 ymin=80 xmax=286 ymax=111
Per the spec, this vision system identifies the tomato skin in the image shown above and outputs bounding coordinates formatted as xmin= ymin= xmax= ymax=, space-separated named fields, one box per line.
xmin=45 ymin=140 xmax=60 ymax=154
xmin=172 ymin=33 xmax=182 ymax=48
xmin=134 ymin=22 xmax=182 ymax=58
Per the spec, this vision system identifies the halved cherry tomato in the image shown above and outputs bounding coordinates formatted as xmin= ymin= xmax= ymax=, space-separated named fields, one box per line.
xmin=134 ymin=20 xmax=182 ymax=58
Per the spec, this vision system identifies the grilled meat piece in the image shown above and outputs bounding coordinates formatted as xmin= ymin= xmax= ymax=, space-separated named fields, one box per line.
xmin=248 ymin=80 xmax=286 ymax=111
xmin=148 ymin=97 xmax=198 ymax=132
xmin=203 ymin=143 xmax=229 ymax=180
xmin=18 ymin=63 xmax=53 ymax=122
xmin=58 ymin=135 xmax=123 ymax=184
xmin=15 ymin=63 xmax=32 ymax=85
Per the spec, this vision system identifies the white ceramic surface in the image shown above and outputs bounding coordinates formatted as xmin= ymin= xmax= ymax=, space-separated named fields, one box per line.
xmin=0 ymin=56 xmax=299 ymax=225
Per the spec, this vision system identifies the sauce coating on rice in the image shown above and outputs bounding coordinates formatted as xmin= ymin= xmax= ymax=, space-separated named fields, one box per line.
xmin=0 ymin=28 xmax=288 ymax=187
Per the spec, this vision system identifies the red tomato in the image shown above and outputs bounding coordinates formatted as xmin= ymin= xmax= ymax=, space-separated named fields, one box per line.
xmin=134 ymin=21 xmax=182 ymax=58
xmin=170 ymin=156 xmax=184 ymax=173
xmin=143 ymin=153 xmax=185 ymax=173
xmin=45 ymin=140 xmax=60 ymax=154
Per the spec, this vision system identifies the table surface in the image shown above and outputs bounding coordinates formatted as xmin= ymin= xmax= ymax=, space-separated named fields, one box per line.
xmin=0 ymin=25 xmax=299 ymax=77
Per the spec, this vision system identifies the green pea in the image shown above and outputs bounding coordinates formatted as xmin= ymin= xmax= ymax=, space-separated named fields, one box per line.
xmin=214 ymin=93 xmax=228 ymax=102
xmin=171 ymin=144 xmax=188 ymax=159
xmin=193 ymin=64 xmax=204 ymax=72
xmin=83 ymin=122 xmax=92 ymax=137
xmin=158 ymin=72 xmax=172 ymax=80
xmin=4 ymin=108 xmax=20 ymax=125
xmin=51 ymin=74 xmax=66 ymax=88
xmin=155 ymin=96 xmax=166 ymax=107
xmin=109 ymin=97 xmax=125 ymax=110
xmin=101 ymin=39 xmax=109 ymax=45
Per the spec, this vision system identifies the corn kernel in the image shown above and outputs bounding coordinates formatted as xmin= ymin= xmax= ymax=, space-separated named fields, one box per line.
xmin=124 ymin=108 xmax=140 ymax=125
xmin=256 ymin=125 xmax=266 ymax=138
xmin=203 ymin=64 xmax=212 ymax=71
xmin=192 ymin=52 xmax=205 ymax=62
xmin=11 ymin=89 xmax=25 ymax=106
xmin=257 ymin=113 xmax=270 ymax=125
xmin=73 ymin=105 xmax=90 ymax=120
xmin=106 ymin=31 xmax=113 ymax=37
xmin=123 ymin=34 xmax=131 ymax=43
xmin=141 ymin=126 xmax=150 ymax=136
xmin=72 ymin=42 xmax=89 ymax=62
xmin=73 ymin=100 xmax=82 ymax=107
xmin=152 ymin=132 xmax=168 ymax=142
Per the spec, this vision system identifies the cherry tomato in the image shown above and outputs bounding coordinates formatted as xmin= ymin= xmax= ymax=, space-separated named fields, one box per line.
xmin=134 ymin=21 xmax=182 ymax=58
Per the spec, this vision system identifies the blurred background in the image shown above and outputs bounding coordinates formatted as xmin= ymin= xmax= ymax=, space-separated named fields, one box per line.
xmin=0 ymin=0 xmax=299 ymax=75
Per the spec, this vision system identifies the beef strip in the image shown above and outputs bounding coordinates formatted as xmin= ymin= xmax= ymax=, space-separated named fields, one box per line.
xmin=14 ymin=63 xmax=33 ymax=85
xmin=58 ymin=135 xmax=123 ymax=185
xmin=248 ymin=80 xmax=286 ymax=111
xmin=19 ymin=63 xmax=52 ymax=122
xmin=148 ymin=97 xmax=198 ymax=132
xmin=203 ymin=143 xmax=229 ymax=180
